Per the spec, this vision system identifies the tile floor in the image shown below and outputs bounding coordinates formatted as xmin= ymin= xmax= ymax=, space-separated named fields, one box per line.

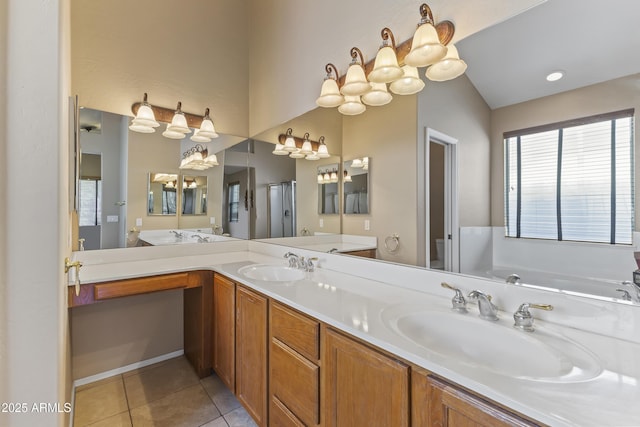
xmin=73 ymin=356 xmax=258 ymax=427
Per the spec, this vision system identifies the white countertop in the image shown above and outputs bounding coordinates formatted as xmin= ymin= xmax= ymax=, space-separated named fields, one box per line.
xmin=70 ymin=241 xmax=640 ymax=427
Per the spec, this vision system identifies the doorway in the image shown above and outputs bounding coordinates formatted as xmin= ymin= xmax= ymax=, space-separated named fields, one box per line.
xmin=425 ymin=128 xmax=459 ymax=272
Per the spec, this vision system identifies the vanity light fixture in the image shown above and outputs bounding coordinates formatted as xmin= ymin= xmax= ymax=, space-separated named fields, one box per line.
xmin=368 ymin=28 xmax=403 ymax=84
xmin=317 ymin=173 xmax=324 ymax=184
xmin=129 ymin=93 xmax=160 ymax=133
xmin=274 ymin=130 xmax=329 ymax=160
xmin=405 ymin=3 xmax=447 ymax=67
xmin=316 ymin=64 xmax=344 ymax=108
xmin=191 ymin=108 xmax=219 ymax=142
xmin=180 ymin=144 xmax=218 ymax=170
xmin=362 ymin=82 xmax=392 ymax=106
xmin=338 ymin=95 xmax=366 ymax=115
xmin=389 ymin=65 xmax=425 ymax=95
xmin=425 ymin=44 xmax=467 ymax=81
xmin=340 ymin=47 xmax=371 ymax=97
xmin=165 ymin=180 xmax=175 ymax=189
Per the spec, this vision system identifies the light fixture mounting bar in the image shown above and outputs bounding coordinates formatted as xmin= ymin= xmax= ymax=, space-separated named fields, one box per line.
xmin=131 ymin=102 xmax=208 ymax=129
xmin=278 ymin=133 xmax=320 ymax=151
xmin=337 ymin=20 xmax=454 ymax=86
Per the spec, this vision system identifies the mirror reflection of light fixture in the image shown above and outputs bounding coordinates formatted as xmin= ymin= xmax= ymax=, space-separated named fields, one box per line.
xmin=165 ymin=180 xmax=175 ymax=189
xmin=425 ymin=44 xmax=467 ymax=81
xmin=362 ymin=82 xmax=392 ymax=106
xmin=300 ymin=133 xmax=313 ymax=155
xmin=283 ymin=128 xmax=297 ymax=152
xmin=180 ymin=144 xmax=218 ymax=170
xmin=316 ymin=63 xmax=344 ymax=108
xmin=343 ymin=170 xmax=352 ymax=182
xmin=404 ymin=3 xmax=447 ymax=67
xmin=330 ymin=170 xmax=338 ymax=183
xmin=338 ymin=95 xmax=366 ymax=116
xmin=389 ymin=65 xmax=425 ymax=95
xmin=129 ymin=93 xmax=160 ymax=133
xmin=368 ymin=27 xmax=403 ymax=84
xmin=340 ymin=47 xmax=371 ymax=96
xmin=317 ymin=173 xmax=324 ymax=184
xmin=316 ymin=136 xmax=330 ymax=158
xmin=351 ymin=158 xmax=364 ymax=168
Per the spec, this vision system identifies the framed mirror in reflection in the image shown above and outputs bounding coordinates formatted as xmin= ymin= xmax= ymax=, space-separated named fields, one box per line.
xmin=317 ymin=163 xmax=339 ymax=215
xmin=182 ymin=175 xmax=208 ymax=215
xmin=343 ymin=157 xmax=369 ymax=215
xmin=148 ymin=173 xmax=178 ymax=215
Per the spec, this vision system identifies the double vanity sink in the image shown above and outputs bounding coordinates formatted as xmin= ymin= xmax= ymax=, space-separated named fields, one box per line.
xmin=235 ymin=262 xmax=603 ymax=385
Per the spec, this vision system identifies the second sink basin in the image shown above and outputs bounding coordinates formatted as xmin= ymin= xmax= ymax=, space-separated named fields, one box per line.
xmin=238 ymin=264 xmax=306 ymax=282
xmin=382 ymin=305 xmax=602 ymax=383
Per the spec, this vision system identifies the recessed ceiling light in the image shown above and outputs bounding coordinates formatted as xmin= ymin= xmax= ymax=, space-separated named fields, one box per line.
xmin=546 ymin=71 xmax=564 ymax=82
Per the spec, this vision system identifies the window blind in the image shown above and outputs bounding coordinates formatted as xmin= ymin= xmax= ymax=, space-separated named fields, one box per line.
xmin=504 ymin=110 xmax=634 ymax=244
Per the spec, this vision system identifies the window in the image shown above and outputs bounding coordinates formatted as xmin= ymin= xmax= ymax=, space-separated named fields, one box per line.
xmin=79 ymin=179 xmax=102 ymax=226
xmin=228 ymin=182 xmax=240 ymax=222
xmin=505 ymin=109 xmax=634 ymax=244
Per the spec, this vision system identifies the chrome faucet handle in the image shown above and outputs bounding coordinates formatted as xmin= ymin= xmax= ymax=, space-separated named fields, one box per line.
xmin=513 ymin=303 xmax=553 ymax=332
xmin=284 ymin=252 xmax=300 ymax=268
xmin=305 ymin=257 xmax=319 ymax=272
xmin=622 ymin=280 xmax=640 ymax=302
xmin=468 ymin=290 xmax=499 ymax=321
xmin=616 ymin=289 xmax=633 ymax=301
xmin=441 ymin=282 xmax=467 ymax=313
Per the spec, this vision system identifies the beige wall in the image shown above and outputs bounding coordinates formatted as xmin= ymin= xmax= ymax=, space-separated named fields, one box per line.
xmin=342 ymin=95 xmax=419 ymax=265
xmin=71 ymin=0 xmax=250 ymax=137
xmin=490 ymin=73 xmax=640 ymax=228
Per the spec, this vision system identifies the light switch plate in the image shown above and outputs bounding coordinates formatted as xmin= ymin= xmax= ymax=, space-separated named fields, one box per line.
xmin=210 ymin=217 xmax=216 ymax=224
xmin=364 ymin=220 xmax=370 ymax=230
xmin=107 ymin=215 xmax=119 ymax=223
xmin=136 ymin=218 xmax=143 ymax=227
xmin=320 ymin=218 xmax=324 ymax=228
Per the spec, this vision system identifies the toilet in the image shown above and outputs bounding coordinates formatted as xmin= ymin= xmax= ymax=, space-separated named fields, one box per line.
xmin=431 ymin=238 xmax=444 ymax=269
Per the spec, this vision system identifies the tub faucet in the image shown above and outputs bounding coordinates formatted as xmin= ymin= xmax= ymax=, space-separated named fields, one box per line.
xmin=468 ymin=290 xmax=499 ymax=321
xmin=506 ymin=273 xmax=521 ymax=285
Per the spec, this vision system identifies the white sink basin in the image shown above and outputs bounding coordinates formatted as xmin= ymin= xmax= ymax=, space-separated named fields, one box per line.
xmin=382 ymin=306 xmax=602 ymax=382
xmin=238 ymin=264 xmax=306 ymax=282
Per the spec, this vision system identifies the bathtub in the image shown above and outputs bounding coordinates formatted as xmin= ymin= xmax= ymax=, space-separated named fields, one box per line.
xmin=481 ymin=267 xmax=631 ymax=301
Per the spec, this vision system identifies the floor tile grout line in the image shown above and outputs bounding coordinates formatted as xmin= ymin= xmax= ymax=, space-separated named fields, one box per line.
xmin=119 ymin=374 xmax=134 ymax=427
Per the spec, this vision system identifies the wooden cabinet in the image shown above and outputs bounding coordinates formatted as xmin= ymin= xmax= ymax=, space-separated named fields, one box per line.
xmin=212 ymin=274 xmax=236 ymax=390
xmin=323 ymin=328 xmax=410 ymax=427
xmin=412 ymin=368 xmax=541 ymax=427
xmin=236 ymin=285 xmax=268 ymax=427
xmin=269 ymin=302 xmax=321 ymax=427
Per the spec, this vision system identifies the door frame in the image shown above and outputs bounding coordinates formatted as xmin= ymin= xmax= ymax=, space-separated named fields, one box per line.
xmin=422 ymin=128 xmax=459 ymax=272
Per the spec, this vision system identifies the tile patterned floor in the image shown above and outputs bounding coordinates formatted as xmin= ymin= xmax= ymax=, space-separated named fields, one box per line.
xmin=73 ymin=356 xmax=258 ymax=427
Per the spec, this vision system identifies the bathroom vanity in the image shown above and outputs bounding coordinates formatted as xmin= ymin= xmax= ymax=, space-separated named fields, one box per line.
xmin=68 ymin=240 xmax=640 ymax=427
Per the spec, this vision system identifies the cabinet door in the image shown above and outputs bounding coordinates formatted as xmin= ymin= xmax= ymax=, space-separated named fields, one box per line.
xmin=323 ymin=328 xmax=409 ymax=427
xmin=416 ymin=373 xmax=540 ymax=427
xmin=236 ymin=285 xmax=268 ymax=427
xmin=212 ymin=274 xmax=235 ymax=391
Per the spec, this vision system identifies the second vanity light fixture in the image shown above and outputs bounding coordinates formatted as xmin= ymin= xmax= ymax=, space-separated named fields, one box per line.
xmin=129 ymin=93 xmax=220 ymax=142
xmin=316 ymin=3 xmax=467 ymax=115
xmin=273 ymin=128 xmax=330 ymax=160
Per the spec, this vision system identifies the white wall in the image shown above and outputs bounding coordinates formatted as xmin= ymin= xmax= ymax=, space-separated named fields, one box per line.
xmin=2 ymin=1 xmax=71 ymax=426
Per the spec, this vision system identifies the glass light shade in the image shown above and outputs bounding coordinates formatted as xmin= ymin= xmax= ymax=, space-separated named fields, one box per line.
xmin=317 ymin=143 xmax=330 ymax=158
xmin=389 ymin=65 xmax=425 ymax=95
xmin=283 ymin=135 xmax=297 ymax=152
xmin=189 ymin=181 xmax=198 ymax=189
xmin=167 ymin=112 xmax=191 ymax=134
xmin=205 ymin=153 xmax=219 ymax=166
xmin=165 ymin=181 xmax=175 ymax=188
xmin=330 ymin=171 xmax=338 ymax=183
xmin=132 ymin=103 xmax=159 ymax=128
xmin=272 ymin=143 xmax=288 ymax=155
xmin=425 ymin=45 xmax=467 ymax=81
xmin=318 ymin=174 xmax=324 ymax=184
xmin=368 ymin=46 xmax=403 ymax=83
xmin=362 ymin=83 xmax=392 ymax=106
xmin=351 ymin=158 xmax=363 ymax=168
xmin=323 ymin=173 xmax=331 ymax=183
xmin=191 ymin=130 xmax=212 ymax=143
xmin=404 ymin=23 xmax=447 ymax=67
xmin=289 ymin=149 xmax=305 ymax=159
xmin=305 ymin=151 xmax=320 ymax=160
xmin=316 ymin=79 xmax=344 ymax=108
xmin=198 ymin=118 xmax=219 ymax=138
xmin=162 ymin=123 xmax=187 ymax=139
xmin=344 ymin=172 xmax=352 ymax=182
xmin=129 ymin=122 xmax=155 ymax=133
xmin=338 ymin=96 xmax=366 ymax=116
xmin=340 ymin=64 xmax=371 ymax=96
xmin=300 ymin=139 xmax=313 ymax=155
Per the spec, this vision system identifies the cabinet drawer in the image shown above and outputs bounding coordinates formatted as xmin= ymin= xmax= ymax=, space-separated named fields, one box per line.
xmin=270 ymin=396 xmax=306 ymax=427
xmin=271 ymin=338 xmax=320 ymax=426
xmin=271 ymin=302 xmax=320 ymax=361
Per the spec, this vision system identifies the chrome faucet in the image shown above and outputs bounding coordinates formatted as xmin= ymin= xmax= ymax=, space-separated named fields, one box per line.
xmin=468 ymin=290 xmax=499 ymax=321
xmin=616 ymin=288 xmax=633 ymax=301
xmin=170 ymin=230 xmax=184 ymax=238
xmin=192 ymin=234 xmax=209 ymax=243
xmin=301 ymin=257 xmax=318 ymax=272
xmin=513 ymin=303 xmax=553 ymax=332
xmin=327 ymin=248 xmax=339 ymax=253
xmin=621 ymin=280 xmax=640 ymax=302
xmin=440 ymin=282 xmax=467 ymax=313
xmin=505 ymin=273 xmax=521 ymax=285
xmin=284 ymin=252 xmax=302 ymax=268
